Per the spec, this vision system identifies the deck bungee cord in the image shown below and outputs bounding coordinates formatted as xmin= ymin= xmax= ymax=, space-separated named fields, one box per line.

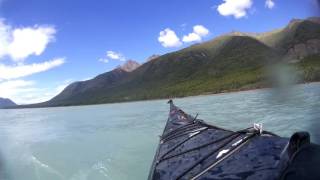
xmin=188 ymin=132 xmax=258 ymax=180
xmin=160 ymin=125 xmax=206 ymax=143
xmin=158 ymin=127 xmax=209 ymax=162
xmin=160 ymin=114 xmax=199 ymax=140
xmin=158 ymin=126 xmax=253 ymax=163
xmin=161 ymin=126 xmax=263 ymax=180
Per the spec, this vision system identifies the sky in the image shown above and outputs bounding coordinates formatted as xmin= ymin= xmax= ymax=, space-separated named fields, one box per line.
xmin=0 ymin=0 xmax=319 ymax=104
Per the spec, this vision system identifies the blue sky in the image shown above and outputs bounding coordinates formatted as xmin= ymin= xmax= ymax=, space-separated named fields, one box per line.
xmin=0 ymin=0 xmax=319 ymax=104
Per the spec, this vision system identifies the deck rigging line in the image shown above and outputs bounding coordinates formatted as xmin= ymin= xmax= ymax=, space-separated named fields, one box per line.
xmin=161 ymin=114 xmax=199 ymax=140
xmin=189 ymin=133 xmax=257 ymax=180
xmin=175 ymin=131 xmax=258 ymax=180
xmin=159 ymin=128 xmax=252 ymax=162
xmin=158 ymin=127 xmax=209 ymax=164
xmin=157 ymin=123 xmax=261 ymax=180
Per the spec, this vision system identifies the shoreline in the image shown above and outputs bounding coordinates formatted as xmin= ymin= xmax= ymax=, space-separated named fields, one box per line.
xmin=4 ymin=81 xmax=320 ymax=110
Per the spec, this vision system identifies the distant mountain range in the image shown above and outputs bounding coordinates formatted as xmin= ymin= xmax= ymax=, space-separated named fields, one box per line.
xmin=19 ymin=17 xmax=320 ymax=108
xmin=0 ymin=98 xmax=16 ymax=108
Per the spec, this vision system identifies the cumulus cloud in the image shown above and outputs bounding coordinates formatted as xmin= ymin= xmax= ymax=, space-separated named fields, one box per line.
xmin=193 ymin=25 xmax=210 ymax=36
xmin=0 ymin=57 xmax=65 ymax=80
xmin=0 ymin=19 xmax=56 ymax=61
xmin=8 ymin=26 xmax=56 ymax=61
xmin=182 ymin=25 xmax=209 ymax=43
xmin=158 ymin=28 xmax=182 ymax=48
xmin=217 ymin=0 xmax=253 ymax=19
xmin=265 ymin=0 xmax=275 ymax=9
xmin=98 ymin=51 xmax=126 ymax=63
xmin=106 ymin=51 xmax=126 ymax=61
xmin=183 ymin=33 xmax=201 ymax=43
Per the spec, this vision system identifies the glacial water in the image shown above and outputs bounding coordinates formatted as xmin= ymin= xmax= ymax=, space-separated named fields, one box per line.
xmin=0 ymin=82 xmax=319 ymax=180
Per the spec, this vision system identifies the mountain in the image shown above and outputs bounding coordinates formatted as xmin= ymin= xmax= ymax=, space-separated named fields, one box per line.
xmin=146 ymin=54 xmax=161 ymax=62
xmin=256 ymin=17 xmax=320 ymax=61
xmin=118 ymin=60 xmax=140 ymax=72
xmin=20 ymin=17 xmax=320 ymax=108
xmin=0 ymin=98 xmax=17 ymax=108
xmin=47 ymin=60 xmax=140 ymax=105
xmin=228 ymin=17 xmax=320 ymax=62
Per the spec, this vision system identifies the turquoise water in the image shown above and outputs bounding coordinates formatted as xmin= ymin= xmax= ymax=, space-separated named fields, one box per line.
xmin=0 ymin=83 xmax=319 ymax=180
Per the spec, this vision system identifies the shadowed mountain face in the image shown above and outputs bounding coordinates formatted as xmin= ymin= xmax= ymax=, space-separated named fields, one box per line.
xmin=228 ymin=17 xmax=320 ymax=62
xmin=257 ymin=18 xmax=320 ymax=56
xmin=0 ymin=98 xmax=16 ymax=108
xmin=48 ymin=60 xmax=140 ymax=104
xmin=22 ymin=17 xmax=320 ymax=107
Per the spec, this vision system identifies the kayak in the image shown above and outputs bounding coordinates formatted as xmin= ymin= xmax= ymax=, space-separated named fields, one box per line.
xmin=148 ymin=100 xmax=320 ymax=180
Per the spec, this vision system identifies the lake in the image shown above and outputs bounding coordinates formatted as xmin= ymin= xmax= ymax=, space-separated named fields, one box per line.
xmin=0 ymin=82 xmax=319 ymax=180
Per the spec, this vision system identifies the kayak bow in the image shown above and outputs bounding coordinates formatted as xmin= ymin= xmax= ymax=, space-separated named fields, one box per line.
xmin=148 ymin=100 xmax=320 ymax=180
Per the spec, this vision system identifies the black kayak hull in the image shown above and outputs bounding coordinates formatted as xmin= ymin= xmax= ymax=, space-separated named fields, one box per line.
xmin=148 ymin=100 xmax=291 ymax=180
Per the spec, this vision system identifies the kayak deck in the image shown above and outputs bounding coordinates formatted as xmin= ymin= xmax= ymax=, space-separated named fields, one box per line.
xmin=149 ymin=100 xmax=288 ymax=180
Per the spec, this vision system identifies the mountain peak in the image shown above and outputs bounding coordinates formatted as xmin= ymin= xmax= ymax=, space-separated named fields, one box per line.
xmin=119 ymin=60 xmax=140 ymax=72
xmin=287 ymin=17 xmax=320 ymax=27
xmin=287 ymin=18 xmax=307 ymax=28
xmin=227 ymin=31 xmax=251 ymax=36
xmin=0 ymin=97 xmax=17 ymax=108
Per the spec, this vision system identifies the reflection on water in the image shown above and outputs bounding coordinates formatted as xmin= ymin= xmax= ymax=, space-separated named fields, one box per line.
xmin=0 ymin=82 xmax=319 ymax=180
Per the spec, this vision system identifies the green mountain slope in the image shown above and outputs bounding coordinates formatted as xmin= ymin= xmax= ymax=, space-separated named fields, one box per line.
xmin=21 ymin=17 xmax=320 ymax=108
xmin=40 ymin=36 xmax=279 ymax=107
xmin=257 ymin=18 xmax=320 ymax=49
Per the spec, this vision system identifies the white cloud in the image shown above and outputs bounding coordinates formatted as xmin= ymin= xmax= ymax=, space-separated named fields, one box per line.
xmin=0 ymin=80 xmax=36 ymax=104
xmin=98 ymin=51 xmax=126 ymax=63
xmin=0 ymin=18 xmax=67 ymax=104
xmin=158 ymin=28 xmax=182 ymax=48
xmin=265 ymin=0 xmax=275 ymax=9
xmin=183 ymin=33 xmax=202 ymax=43
xmin=0 ymin=79 xmax=72 ymax=104
xmin=0 ymin=57 xmax=65 ymax=81
xmin=0 ymin=80 xmax=34 ymax=95
xmin=193 ymin=25 xmax=209 ymax=36
xmin=182 ymin=25 xmax=209 ymax=43
xmin=217 ymin=0 xmax=253 ymax=19
xmin=0 ymin=19 xmax=56 ymax=61
xmin=106 ymin=51 xmax=126 ymax=61
xmin=8 ymin=26 xmax=56 ymax=61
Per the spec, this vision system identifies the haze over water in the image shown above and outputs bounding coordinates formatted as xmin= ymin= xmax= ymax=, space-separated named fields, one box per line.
xmin=0 ymin=83 xmax=319 ymax=180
